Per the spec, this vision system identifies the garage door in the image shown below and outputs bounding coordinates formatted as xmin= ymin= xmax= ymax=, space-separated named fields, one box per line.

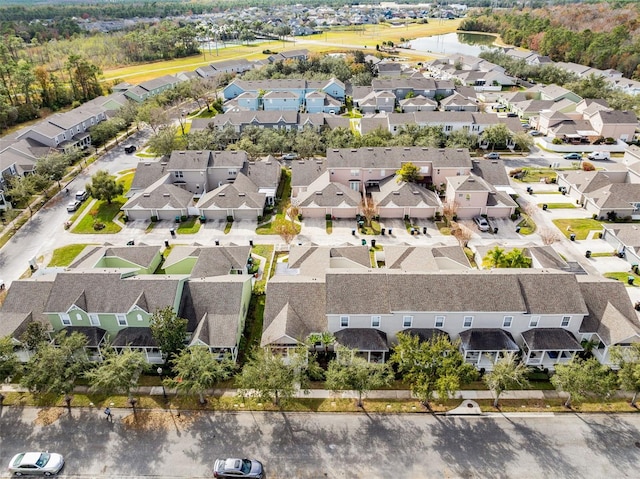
xmin=158 ymin=209 xmax=181 ymax=221
xmin=486 ymin=207 xmax=512 ymax=218
xmin=331 ymin=207 xmax=357 ymax=219
xmin=379 ymin=207 xmax=404 ymax=219
xmin=126 ymin=210 xmax=150 ymax=221
xmin=408 ymin=207 xmax=434 ymax=219
xmin=202 ymin=209 xmax=227 ymax=221
xmin=234 ymin=208 xmax=259 ymax=220
xmin=301 ymin=207 xmax=326 ymax=218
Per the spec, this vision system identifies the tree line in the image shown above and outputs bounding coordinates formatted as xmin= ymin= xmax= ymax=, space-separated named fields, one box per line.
xmin=460 ymin=4 xmax=640 ymax=79
xmin=3 ymin=318 xmax=640 ymax=410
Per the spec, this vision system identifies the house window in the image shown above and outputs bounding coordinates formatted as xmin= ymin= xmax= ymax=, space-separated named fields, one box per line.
xmin=89 ymin=314 xmax=100 ymax=326
xmin=60 ymin=313 xmax=71 ymax=326
xmin=380 ymin=169 xmax=386 ymax=177
xmin=174 ymin=171 xmax=184 ymax=179
xmin=137 ymin=313 xmax=144 ymax=322
xmin=340 ymin=315 xmax=349 ymax=328
xmin=529 ymin=316 xmax=539 ymax=328
xmin=350 ymin=169 xmax=360 ymax=177
xmin=371 ymin=315 xmax=381 ymax=328
xmin=561 ymin=316 xmax=571 ymax=327
xmin=445 ymin=125 xmax=452 ymax=132
xmin=228 ymin=169 xmax=237 ymax=176
xmin=463 ymin=316 xmax=473 ymax=328
xmin=503 ymin=316 xmax=513 ymax=328
xmin=435 ymin=316 xmax=445 ymax=328
xmin=117 ymin=314 xmax=128 ymax=326
xmin=403 ymin=315 xmax=413 ymax=327
xmin=76 ymin=313 xmax=83 ymax=321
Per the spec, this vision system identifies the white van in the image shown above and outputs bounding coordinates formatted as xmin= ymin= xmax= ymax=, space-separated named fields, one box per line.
xmin=587 ymin=151 xmax=610 ymax=161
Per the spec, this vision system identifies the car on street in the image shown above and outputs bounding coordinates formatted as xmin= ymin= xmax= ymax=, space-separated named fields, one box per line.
xmin=282 ymin=152 xmax=298 ymax=160
xmin=75 ymin=190 xmax=88 ymax=202
xmin=529 ymin=130 xmax=542 ymax=136
xmin=8 ymin=451 xmax=65 ymax=476
xmin=213 ymin=458 xmax=263 ymax=478
xmin=473 ymin=215 xmax=491 ymax=232
xmin=66 ymin=200 xmax=82 ymax=213
xmin=563 ymin=152 xmax=583 ymax=160
xmin=124 ymin=144 xmax=137 ymax=154
xmin=483 ymin=152 xmax=500 ymax=160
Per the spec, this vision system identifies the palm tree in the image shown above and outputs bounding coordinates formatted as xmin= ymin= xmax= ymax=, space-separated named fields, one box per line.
xmin=482 ymin=246 xmax=506 ymax=269
xmin=484 ymin=352 xmax=530 ymax=408
xmin=504 ymin=248 xmax=532 ymax=268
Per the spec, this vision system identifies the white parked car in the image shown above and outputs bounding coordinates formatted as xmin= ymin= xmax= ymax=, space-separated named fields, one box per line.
xmin=473 ymin=215 xmax=491 ymax=232
xmin=8 ymin=451 xmax=64 ymax=476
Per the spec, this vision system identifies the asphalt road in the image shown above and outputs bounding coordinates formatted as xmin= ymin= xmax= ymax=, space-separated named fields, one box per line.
xmin=1 ymin=408 xmax=639 ymax=478
xmin=0 ymin=129 xmax=151 ymax=288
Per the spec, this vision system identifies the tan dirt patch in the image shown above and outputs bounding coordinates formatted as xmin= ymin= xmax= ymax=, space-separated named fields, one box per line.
xmin=34 ymin=408 xmax=65 ymax=426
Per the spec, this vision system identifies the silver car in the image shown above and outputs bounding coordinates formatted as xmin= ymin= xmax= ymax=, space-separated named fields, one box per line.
xmin=473 ymin=215 xmax=491 ymax=232
xmin=213 ymin=458 xmax=263 ymax=478
xmin=8 ymin=452 xmax=64 ymax=476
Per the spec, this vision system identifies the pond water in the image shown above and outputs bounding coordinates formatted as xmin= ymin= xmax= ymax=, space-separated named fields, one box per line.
xmin=409 ymin=32 xmax=498 ymax=57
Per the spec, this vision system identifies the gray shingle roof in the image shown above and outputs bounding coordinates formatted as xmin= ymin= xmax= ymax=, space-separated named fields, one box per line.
xmin=283 ymin=245 xmax=371 ymax=277
xmin=383 ymin=245 xmax=471 ymax=271
xmin=261 ymin=277 xmax=327 ymax=346
xmin=326 ymin=147 xmax=473 ymax=170
xmin=197 ymin=173 xmax=265 ymax=209
xmin=44 ymin=272 xmax=183 ymax=314
xmin=577 ymin=276 xmax=640 ymax=345
xmin=130 ymin=161 xmax=168 ymax=191
xmin=372 ymin=176 xmax=441 ymax=208
xmin=586 ymin=184 xmax=640 ymax=209
xmin=298 ymin=174 xmax=361 ymax=207
xmin=291 ymin=159 xmax=327 ymax=187
xmin=190 ymin=246 xmax=251 ymax=278
xmin=112 ymin=327 xmax=157 ymax=347
xmin=459 ymin=328 xmax=519 ymax=351
xmin=123 ymin=183 xmax=193 ymax=210
xmin=334 ymin=328 xmax=388 ymax=351
xmin=243 ymin=158 xmax=282 ymax=189
xmin=471 ymin=160 xmax=510 ymax=187
xmin=521 ymin=328 xmax=582 ymax=351
xmin=59 ymin=326 xmax=108 ymax=347
xmin=184 ymin=276 xmax=250 ymax=348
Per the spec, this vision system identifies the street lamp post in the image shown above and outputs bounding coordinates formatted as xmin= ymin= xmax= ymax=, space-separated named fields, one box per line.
xmin=157 ymin=367 xmax=167 ymax=401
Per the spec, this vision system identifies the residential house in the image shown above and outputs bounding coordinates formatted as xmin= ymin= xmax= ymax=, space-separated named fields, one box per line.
xmin=122 ymin=179 xmax=194 ymax=221
xmin=196 ymin=173 xmax=266 ymax=220
xmin=377 ymin=244 xmax=471 ymax=271
xmin=296 ymin=171 xmax=362 ymax=219
xmin=399 ymin=95 xmax=437 ymax=113
xmin=123 ymin=75 xmax=181 ymax=103
xmin=601 ymin=223 xmax=640 ymax=267
xmin=162 ymin=245 xmax=252 ymax=276
xmin=439 ymin=92 xmax=478 ymax=112
xmin=578 ymin=276 xmax=640 ymax=366
xmin=445 ymin=174 xmax=518 ymax=219
xmin=371 ymin=176 xmax=442 ymax=219
xmin=68 ymin=245 xmax=163 ymax=275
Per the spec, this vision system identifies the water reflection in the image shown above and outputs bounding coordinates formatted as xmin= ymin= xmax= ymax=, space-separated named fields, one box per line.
xmin=410 ymin=32 xmax=497 ymax=56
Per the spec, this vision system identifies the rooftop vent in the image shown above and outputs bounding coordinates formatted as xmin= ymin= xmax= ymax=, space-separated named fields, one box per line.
xmin=219 ymin=193 xmax=225 ymax=197
xmin=238 ymin=193 xmax=246 ymax=197
xmin=393 ymin=191 xmax=400 ymax=195
xmin=163 ymin=193 xmax=170 ymax=197
xmin=144 ymin=163 xmax=151 ymax=166
xmin=143 ymin=193 xmax=150 ymax=197
xmin=336 ymin=191 xmax=343 ymax=196
xmin=315 ymin=191 xmax=323 ymax=195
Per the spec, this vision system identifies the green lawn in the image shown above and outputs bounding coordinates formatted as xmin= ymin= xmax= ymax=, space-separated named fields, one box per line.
xmin=71 ymin=199 xmax=124 ymax=234
xmin=604 ymin=272 xmax=640 ymax=286
xmin=190 ymin=108 xmax=217 ymax=119
xmin=552 ymin=218 xmax=603 ymax=240
xmin=537 ymin=203 xmax=576 ymax=209
xmin=176 ymin=216 xmax=201 ymax=234
xmin=361 ymin=220 xmax=381 ymax=235
xmin=48 ymin=244 xmax=91 ymax=267
xmin=517 ymin=214 xmax=536 ymax=235
xmin=255 ymin=168 xmax=293 ymax=235
xmin=252 ymin=244 xmax=274 ymax=293
xmin=512 ymin=168 xmax=557 ymax=184
xmin=118 ymin=172 xmax=135 ymax=195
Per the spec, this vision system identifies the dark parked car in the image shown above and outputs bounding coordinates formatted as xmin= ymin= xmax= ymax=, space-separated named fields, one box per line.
xmin=213 ymin=458 xmax=263 ymax=478
xmin=124 ymin=144 xmax=137 ymax=154
xmin=563 ymin=153 xmax=583 ymax=160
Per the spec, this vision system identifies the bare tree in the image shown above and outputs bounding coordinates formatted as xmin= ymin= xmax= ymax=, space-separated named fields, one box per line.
xmin=442 ymin=200 xmax=459 ymax=226
xmin=275 ymin=220 xmax=297 ymax=245
xmin=287 ymin=200 xmax=300 ymax=223
xmin=360 ymin=197 xmax=378 ymax=227
xmin=451 ymin=221 xmax=473 ymax=247
xmin=539 ymin=227 xmax=561 ymax=245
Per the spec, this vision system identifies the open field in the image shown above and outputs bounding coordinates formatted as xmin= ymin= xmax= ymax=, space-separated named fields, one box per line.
xmin=101 ymin=20 xmax=463 ymax=85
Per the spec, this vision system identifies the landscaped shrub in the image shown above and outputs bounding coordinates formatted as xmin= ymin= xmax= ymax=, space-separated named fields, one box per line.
xmin=552 ymin=138 xmax=563 ymax=144
xmin=582 ymin=161 xmax=595 ymax=171
xmin=605 ymin=137 xmax=615 ymax=144
xmin=227 ymin=215 xmax=234 ymax=223
xmin=257 ymin=215 xmax=263 ymax=222
xmin=297 ymin=214 xmax=303 ymax=221
xmin=326 ymin=214 xmax=332 ymax=220
xmin=93 ymin=222 xmax=105 ymax=230
xmin=151 ymin=216 xmax=158 ymax=222
xmin=181 ymin=215 xmax=187 ymax=222
xmin=592 ymin=214 xmax=598 ymax=220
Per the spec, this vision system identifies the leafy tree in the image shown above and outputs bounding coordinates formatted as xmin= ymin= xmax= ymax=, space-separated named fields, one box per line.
xmin=274 ymin=219 xmax=298 ymax=246
xmin=166 ymin=346 xmax=235 ymax=404
xmin=611 ymin=344 xmax=640 ymax=407
xmin=326 ymin=347 xmax=393 ymax=407
xmin=20 ymin=322 xmax=49 ymax=352
xmin=551 ymin=357 xmax=616 ymax=408
xmin=307 ymin=332 xmax=335 ymax=353
xmin=21 ymin=331 xmax=89 ymax=405
xmin=5 ymin=175 xmax=36 ymax=215
xmin=89 ymin=118 xmax=125 ymax=147
xmin=294 ymin=127 xmax=322 ymax=159
xmin=512 ymin=131 xmax=534 ymax=152
xmin=324 ymin=127 xmax=355 ymax=149
xmin=482 ymin=123 xmax=511 ymax=150
xmin=396 ymin=162 xmax=420 ymax=183
xmin=147 ymin=126 xmax=186 ymax=157
xmin=484 ymin=352 xmax=530 ymax=408
xmin=150 ymin=306 xmax=188 ymax=363
xmin=136 ymin=102 xmax=170 ymax=134
xmin=503 ymin=248 xmax=532 ymax=268
xmin=0 ymin=336 xmax=21 ymax=401
xmin=85 ymin=348 xmax=147 ymax=405
xmin=482 ymin=246 xmax=507 ymax=269
xmin=391 ymin=333 xmax=476 ymax=409
xmin=445 ymin=129 xmax=478 ymax=149
xmin=35 ymin=153 xmax=69 ymax=189
xmin=237 ymin=347 xmax=319 ymax=406
xmin=85 ymin=170 xmax=123 ymax=204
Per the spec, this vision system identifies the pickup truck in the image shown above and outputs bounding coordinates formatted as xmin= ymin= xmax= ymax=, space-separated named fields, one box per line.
xmin=587 ymin=151 xmax=610 ymax=161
